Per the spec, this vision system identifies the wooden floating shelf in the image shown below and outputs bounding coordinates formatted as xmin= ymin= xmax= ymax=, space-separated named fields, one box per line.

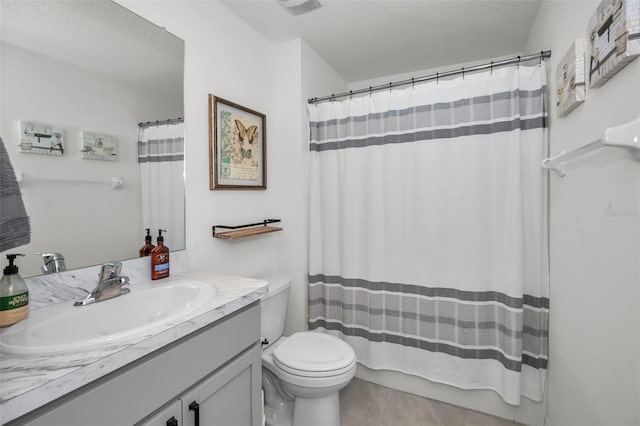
xmin=212 ymin=219 xmax=282 ymax=240
xmin=213 ymin=226 xmax=282 ymax=240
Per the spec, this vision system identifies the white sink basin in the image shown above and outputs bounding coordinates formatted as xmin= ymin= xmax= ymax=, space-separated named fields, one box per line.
xmin=0 ymin=280 xmax=216 ymax=355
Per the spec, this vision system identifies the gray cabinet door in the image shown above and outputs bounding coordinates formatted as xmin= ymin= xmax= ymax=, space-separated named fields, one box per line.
xmin=180 ymin=345 xmax=262 ymax=426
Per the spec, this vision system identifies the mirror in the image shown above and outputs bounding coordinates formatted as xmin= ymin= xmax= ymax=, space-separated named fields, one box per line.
xmin=0 ymin=0 xmax=185 ymax=277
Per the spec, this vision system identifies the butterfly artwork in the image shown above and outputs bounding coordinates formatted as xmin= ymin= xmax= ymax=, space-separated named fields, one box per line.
xmin=236 ymin=119 xmax=258 ymax=145
xmin=210 ymin=94 xmax=266 ymax=189
xmin=234 ymin=119 xmax=259 ymax=165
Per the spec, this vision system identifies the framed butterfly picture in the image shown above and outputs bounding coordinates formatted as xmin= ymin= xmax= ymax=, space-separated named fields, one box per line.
xmin=209 ymin=95 xmax=267 ymax=190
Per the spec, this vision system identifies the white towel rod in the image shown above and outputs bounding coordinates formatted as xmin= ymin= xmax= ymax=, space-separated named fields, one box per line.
xmin=542 ymin=118 xmax=640 ymax=176
xmin=16 ymin=172 xmax=124 ymax=190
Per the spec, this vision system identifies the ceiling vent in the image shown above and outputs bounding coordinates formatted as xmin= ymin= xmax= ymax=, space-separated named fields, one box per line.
xmin=277 ymin=0 xmax=322 ymax=16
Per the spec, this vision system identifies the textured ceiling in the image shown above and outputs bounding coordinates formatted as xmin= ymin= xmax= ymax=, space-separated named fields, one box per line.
xmin=221 ymin=0 xmax=542 ymax=82
xmin=1 ymin=0 xmax=184 ymax=99
xmin=1 ymin=1 xmax=541 ymax=95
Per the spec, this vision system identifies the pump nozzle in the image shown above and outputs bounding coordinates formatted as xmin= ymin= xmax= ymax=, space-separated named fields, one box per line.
xmin=157 ymin=229 xmax=167 ymax=243
xmin=4 ymin=254 xmax=25 ymax=275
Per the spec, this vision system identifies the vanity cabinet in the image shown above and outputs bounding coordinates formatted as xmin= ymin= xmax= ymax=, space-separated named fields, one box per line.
xmin=10 ymin=303 xmax=262 ymax=426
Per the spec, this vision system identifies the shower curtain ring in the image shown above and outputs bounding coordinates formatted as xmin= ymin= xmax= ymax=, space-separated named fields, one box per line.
xmin=412 ymin=77 xmax=415 ymax=89
xmin=517 ymin=56 xmax=521 ymax=69
xmin=462 ymin=67 xmax=465 ymax=79
xmin=349 ymin=90 xmax=353 ymax=100
xmin=369 ymin=86 xmax=373 ymax=96
xmin=389 ymin=82 xmax=392 ymax=93
xmin=539 ymin=51 xmax=544 ymax=65
xmin=490 ymin=61 xmax=494 ymax=74
xmin=436 ymin=72 xmax=439 ymax=84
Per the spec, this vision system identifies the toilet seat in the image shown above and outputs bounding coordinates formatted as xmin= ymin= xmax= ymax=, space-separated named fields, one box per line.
xmin=273 ymin=332 xmax=356 ymax=378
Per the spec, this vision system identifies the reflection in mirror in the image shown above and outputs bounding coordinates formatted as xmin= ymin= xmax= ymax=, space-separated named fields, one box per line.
xmin=0 ymin=0 xmax=185 ymax=277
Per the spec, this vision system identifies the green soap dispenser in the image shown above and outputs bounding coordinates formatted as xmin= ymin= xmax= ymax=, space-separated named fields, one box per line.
xmin=0 ymin=254 xmax=29 ymax=327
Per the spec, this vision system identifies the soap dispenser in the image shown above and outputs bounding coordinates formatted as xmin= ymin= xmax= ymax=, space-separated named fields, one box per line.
xmin=139 ymin=228 xmax=156 ymax=257
xmin=150 ymin=229 xmax=169 ymax=280
xmin=0 ymin=254 xmax=29 ymax=327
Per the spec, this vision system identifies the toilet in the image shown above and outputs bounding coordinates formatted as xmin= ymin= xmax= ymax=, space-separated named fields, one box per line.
xmin=260 ymin=277 xmax=356 ymax=426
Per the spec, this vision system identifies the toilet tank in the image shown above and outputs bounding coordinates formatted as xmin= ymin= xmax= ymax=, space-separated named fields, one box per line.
xmin=260 ymin=276 xmax=290 ymax=346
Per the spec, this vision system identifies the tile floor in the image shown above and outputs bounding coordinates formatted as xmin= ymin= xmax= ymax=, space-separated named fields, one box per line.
xmin=340 ymin=378 xmax=523 ymax=426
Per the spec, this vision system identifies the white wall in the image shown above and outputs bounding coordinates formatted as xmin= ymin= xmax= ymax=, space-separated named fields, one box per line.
xmin=0 ymin=42 xmax=180 ymax=276
xmin=284 ymin=39 xmax=347 ymax=335
xmin=118 ymin=1 xmax=282 ymax=279
xmin=347 ymin=53 xmax=520 ymax=91
xmin=524 ymin=2 xmax=640 ymax=426
xmin=118 ymin=2 xmax=346 ymax=335
xmin=273 ymin=38 xmax=308 ymax=335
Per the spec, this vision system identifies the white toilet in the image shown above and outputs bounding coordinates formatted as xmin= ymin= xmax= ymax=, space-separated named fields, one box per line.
xmin=260 ymin=277 xmax=356 ymax=426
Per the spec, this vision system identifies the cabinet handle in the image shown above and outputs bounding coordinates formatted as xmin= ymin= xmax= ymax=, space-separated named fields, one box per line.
xmin=166 ymin=416 xmax=178 ymax=426
xmin=188 ymin=401 xmax=200 ymax=426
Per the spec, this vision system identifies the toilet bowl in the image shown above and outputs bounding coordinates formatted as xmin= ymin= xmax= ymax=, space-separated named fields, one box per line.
xmin=260 ymin=277 xmax=356 ymax=426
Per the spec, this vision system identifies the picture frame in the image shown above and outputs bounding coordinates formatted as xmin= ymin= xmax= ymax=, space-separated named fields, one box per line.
xmin=209 ymin=95 xmax=267 ymax=190
xmin=18 ymin=121 xmax=65 ymax=156
xmin=587 ymin=0 xmax=640 ymax=88
xmin=557 ymin=39 xmax=586 ymax=117
xmin=81 ymin=131 xmax=117 ymax=161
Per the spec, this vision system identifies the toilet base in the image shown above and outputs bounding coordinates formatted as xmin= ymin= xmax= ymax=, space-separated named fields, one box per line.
xmin=292 ymin=392 xmax=341 ymax=426
xmin=265 ymin=403 xmax=293 ymax=426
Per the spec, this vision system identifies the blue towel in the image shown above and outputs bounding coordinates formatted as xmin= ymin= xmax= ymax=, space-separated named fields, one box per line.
xmin=0 ymin=137 xmax=31 ymax=251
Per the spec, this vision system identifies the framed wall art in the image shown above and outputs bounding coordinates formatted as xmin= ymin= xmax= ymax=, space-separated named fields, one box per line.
xmin=557 ymin=39 xmax=586 ymax=117
xmin=81 ymin=131 xmax=117 ymax=161
xmin=18 ymin=121 xmax=65 ymax=156
xmin=209 ymin=95 xmax=266 ymax=190
xmin=587 ymin=0 xmax=640 ymax=88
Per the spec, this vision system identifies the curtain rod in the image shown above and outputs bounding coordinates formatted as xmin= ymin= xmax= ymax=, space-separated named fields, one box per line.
xmin=308 ymin=50 xmax=551 ymax=104
xmin=138 ymin=117 xmax=183 ymax=129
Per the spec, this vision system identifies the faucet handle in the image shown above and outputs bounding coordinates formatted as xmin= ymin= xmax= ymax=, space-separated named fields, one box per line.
xmin=99 ymin=261 xmax=122 ymax=282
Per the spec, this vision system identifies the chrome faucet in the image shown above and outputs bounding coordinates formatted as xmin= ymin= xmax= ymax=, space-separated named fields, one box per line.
xmin=74 ymin=261 xmax=130 ymax=306
xmin=37 ymin=252 xmax=67 ymax=274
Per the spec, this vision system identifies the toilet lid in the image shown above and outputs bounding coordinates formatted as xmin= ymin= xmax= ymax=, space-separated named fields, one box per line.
xmin=273 ymin=332 xmax=355 ymax=378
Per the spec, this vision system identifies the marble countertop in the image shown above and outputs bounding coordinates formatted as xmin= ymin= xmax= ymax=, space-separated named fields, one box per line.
xmin=0 ymin=266 xmax=267 ymax=425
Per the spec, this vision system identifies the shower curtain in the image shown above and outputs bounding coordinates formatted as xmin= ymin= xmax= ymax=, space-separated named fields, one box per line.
xmin=138 ymin=121 xmax=185 ymax=251
xmin=307 ymin=65 xmax=549 ymax=405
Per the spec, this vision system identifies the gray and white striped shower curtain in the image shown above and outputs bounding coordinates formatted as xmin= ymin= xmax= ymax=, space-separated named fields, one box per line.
xmin=138 ymin=122 xmax=185 ymax=251
xmin=307 ymin=65 xmax=549 ymax=405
